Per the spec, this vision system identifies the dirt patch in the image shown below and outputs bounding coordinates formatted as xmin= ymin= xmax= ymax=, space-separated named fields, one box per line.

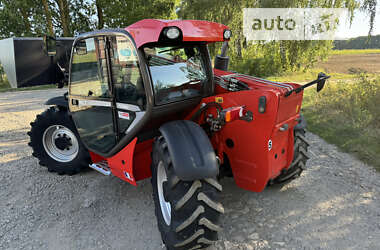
xmin=318 ymin=53 xmax=380 ymax=74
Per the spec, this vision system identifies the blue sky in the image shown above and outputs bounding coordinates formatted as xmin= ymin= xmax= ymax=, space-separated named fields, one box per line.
xmin=336 ymin=2 xmax=380 ymax=38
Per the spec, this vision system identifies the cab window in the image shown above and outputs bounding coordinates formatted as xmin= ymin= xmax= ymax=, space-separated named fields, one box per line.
xmin=70 ymin=37 xmax=110 ymax=98
xmin=109 ymin=36 xmax=146 ymax=109
xmin=144 ymin=45 xmax=207 ymax=105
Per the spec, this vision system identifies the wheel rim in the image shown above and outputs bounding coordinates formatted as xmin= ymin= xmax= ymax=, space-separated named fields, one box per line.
xmin=42 ymin=125 xmax=79 ymax=163
xmin=157 ymin=161 xmax=171 ymax=226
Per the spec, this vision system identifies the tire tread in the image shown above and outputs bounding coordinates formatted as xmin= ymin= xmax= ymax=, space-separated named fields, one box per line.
xmin=272 ymin=128 xmax=309 ymax=184
xmin=151 ymin=136 xmax=223 ymax=250
xmin=28 ymin=106 xmax=90 ymax=175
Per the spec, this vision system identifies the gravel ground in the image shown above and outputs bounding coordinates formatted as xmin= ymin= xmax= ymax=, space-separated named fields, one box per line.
xmin=0 ymin=89 xmax=379 ymax=250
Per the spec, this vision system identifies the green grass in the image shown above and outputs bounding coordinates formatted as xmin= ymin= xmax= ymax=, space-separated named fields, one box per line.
xmin=0 ymin=84 xmax=56 ymax=93
xmin=0 ymin=82 xmax=10 ymax=89
xmin=302 ymin=74 xmax=380 ymax=171
xmin=331 ymin=49 xmax=380 ymax=55
xmin=267 ymin=68 xmax=357 ymax=83
xmin=73 ymin=51 xmax=96 ymax=63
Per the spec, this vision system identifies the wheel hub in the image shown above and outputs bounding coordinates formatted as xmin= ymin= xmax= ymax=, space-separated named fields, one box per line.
xmin=42 ymin=125 xmax=79 ymax=163
xmin=54 ymin=135 xmax=72 ymax=150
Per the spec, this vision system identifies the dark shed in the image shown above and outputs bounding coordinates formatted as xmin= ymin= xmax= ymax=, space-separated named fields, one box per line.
xmin=0 ymin=37 xmax=73 ymax=88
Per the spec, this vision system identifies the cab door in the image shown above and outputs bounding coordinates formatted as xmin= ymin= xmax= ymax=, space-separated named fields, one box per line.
xmin=69 ymin=34 xmax=146 ymax=156
xmin=69 ymin=36 xmax=117 ymax=154
xmin=107 ymin=35 xmax=146 ymax=137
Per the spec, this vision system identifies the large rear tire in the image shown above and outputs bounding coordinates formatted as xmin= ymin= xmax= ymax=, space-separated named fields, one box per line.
xmin=151 ymin=136 xmax=224 ymax=250
xmin=28 ymin=106 xmax=90 ymax=175
xmin=272 ymin=129 xmax=310 ymax=185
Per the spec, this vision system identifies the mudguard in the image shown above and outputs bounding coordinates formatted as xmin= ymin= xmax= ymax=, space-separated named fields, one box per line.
xmin=159 ymin=120 xmax=218 ymax=181
xmin=295 ymin=114 xmax=307 ymax=131
xmin=45 ymin=95 xmax=68 ymax=108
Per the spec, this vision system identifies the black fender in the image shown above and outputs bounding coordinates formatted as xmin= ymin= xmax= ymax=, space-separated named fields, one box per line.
xmin=45 ymin=95 xmax=68 ymax=108
xmin=159 ymin=120 xmax=218 ymax=181
xmin=295 ymin=114 xmax=307 ymax=131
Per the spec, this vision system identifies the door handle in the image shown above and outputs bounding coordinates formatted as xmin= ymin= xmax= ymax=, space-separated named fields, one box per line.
xmin=72 ymin=99 xmax=79 ymax=106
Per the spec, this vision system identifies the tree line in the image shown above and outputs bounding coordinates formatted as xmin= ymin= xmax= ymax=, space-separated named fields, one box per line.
xmin=0 ymin=0 xmax=377 ymax=77
xmin=334 ymin=35 xmax=380 ymax=49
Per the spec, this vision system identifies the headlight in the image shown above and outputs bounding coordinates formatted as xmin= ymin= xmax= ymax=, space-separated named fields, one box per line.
xmin=165 ymin=27 xmax=180 ymax=39
xmin=223 ymin=29 xmax=232 ymax=40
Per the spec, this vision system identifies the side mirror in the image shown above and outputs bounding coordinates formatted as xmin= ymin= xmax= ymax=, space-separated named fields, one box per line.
xmin=43 ymin=35 xmax=57 ymax=56
xmin=75 ymin=40 xmax=88 ymax=55
xmin=317 ymin=72 xmax=328 ymax=92
xmin=285 ymin=72 xmax=331 ymax=97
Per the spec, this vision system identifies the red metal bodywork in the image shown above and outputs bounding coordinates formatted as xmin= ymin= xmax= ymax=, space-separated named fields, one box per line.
xmin=206 ymin=70 xmax=303 ymax=192
xmin=88 ymin=19 xmax=305 ymax=193
xmin=89 ymin=139 xmax=153 ymax=185
xmin=125 ymin=19 xmax=228 ymax=48
xmin=90 ymin=72 xmax=304 ymax=193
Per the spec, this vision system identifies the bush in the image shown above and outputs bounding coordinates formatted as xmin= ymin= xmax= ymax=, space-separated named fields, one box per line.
xmin=230 ymin=57 xmax=281 ymax=77
xmin=313 ymin=74 xmax=380 ymax=128
xmin=0 ymin=64 xmax=10 ymax=88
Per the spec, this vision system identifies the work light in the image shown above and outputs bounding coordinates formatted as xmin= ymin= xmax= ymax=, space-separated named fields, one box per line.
xmin=223 ymin=29 xmax=232 ymax=40
xmin=165 ymin=27 xmax=180 ymax=39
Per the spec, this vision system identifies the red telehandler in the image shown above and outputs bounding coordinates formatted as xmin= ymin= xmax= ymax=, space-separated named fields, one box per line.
xmin=28 ymin=19 xmax=329 ymax=250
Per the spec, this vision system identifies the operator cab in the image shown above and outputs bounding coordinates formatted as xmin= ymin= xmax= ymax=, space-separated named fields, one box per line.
xmin=67 ymin=20 xmax=229 ymax=157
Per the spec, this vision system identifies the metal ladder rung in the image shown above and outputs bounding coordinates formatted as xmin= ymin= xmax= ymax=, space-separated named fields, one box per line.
xmin=89 ymin=161 xmax=111 ymax=176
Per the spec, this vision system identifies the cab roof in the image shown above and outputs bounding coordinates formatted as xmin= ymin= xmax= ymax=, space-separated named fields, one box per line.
xmin=125 ymin=19 xmax=229 ymax=48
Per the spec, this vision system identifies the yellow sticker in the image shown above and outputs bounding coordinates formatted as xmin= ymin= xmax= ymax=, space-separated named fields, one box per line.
xmin=215 ymin=97 xmax=223 ymax=103
xmin=296 ymin=105 xmax=300 ymax=113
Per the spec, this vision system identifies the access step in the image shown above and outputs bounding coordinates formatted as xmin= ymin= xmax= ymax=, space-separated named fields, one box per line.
xmin=89 ymin=161 xmax=111 ymax=176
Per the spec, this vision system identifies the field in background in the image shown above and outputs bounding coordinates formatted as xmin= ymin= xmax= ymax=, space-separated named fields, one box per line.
xmin=318 ymin=53 xmax=380 ymax=75
xmin=331 ymin=49 xmax=380 ymax=55
xmin=268 ymin=49 xmax=380 ymax=83
xmin=267 ymin=69 xmax=357 ymax=82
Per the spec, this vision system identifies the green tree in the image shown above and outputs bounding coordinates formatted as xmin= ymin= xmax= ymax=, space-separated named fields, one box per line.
xmin=53 ymin=0 xmax=70 ymax=36
xmin=0 ymin=0 xmax=98 ymax=37
xmin=0 ymin=0 xmax=177 ymax=38
xmin=0 ymin=0 xmax=36 ymax=37
xmin=42 ymin=0 xmax=54 ymax=35
xmin=94 ymin=0 xmax=176 ymax=28
xmin=95 ymin=0 xmax=104 ymax=29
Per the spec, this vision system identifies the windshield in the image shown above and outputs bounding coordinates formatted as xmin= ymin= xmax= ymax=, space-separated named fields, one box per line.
xmin=144 ymin=45 xmax=208 ymax=105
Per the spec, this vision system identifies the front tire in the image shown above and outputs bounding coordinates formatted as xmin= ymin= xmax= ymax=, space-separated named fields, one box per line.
xmin=28 ymin=106 xmax=90 ymax=175
xmin=151 ymin=136 xmax=224 ymax=250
